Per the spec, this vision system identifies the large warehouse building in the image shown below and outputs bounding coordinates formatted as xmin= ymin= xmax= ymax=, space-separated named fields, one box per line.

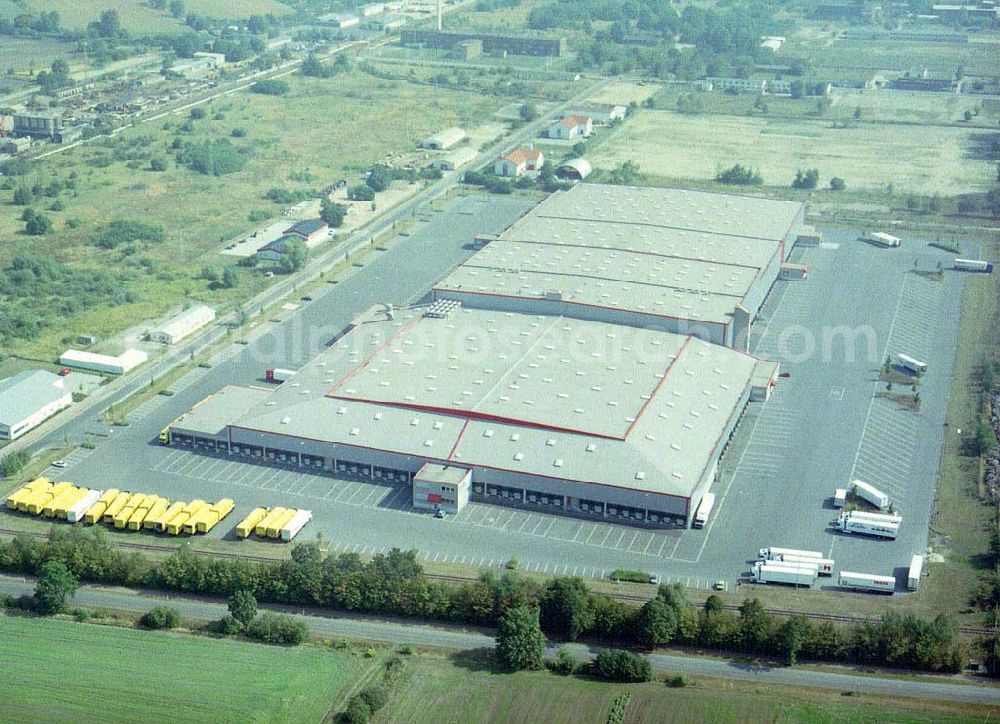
xmin=169 ymin=304 xmax=775 ymax=527
xmin=434 ymin=184 xmax=807 ymax=349
xmin=166 ymin=184 xmax=796 ymax=527
xmin=0 ymin=370 xmax=73 ymax=440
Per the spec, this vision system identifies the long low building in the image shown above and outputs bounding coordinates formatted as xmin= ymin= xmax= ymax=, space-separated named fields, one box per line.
xmin=0 ymin=370 xmax=73 ymax=440
xmin=168 ymin=304 xmax=774 ymax=527
xmin=59 ymin=349 xmax=148 ymax=375
xmin=433 ymin=184 xmax=806 ymax=349
xmin=150 ymin=305 xmax=215 ymax=345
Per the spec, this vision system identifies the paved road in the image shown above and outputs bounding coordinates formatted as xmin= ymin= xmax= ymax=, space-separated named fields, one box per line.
xmin=1 ymin=575 xmax=996 ymax=706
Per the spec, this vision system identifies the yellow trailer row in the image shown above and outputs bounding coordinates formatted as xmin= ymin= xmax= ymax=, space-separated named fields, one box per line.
xmin=235 ymin=506 xmax=312 ymax=541
xmin=5 ymin=479 xmax=107 ymax=522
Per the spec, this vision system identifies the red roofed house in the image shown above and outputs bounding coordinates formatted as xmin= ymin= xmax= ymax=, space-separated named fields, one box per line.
xmin=548 ymin=114 xmax=592 ymax=141
xmin=494 ymin=147 xmax=545 ymax=177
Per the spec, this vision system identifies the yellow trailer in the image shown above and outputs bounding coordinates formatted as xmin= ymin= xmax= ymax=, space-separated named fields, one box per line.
xmin=54 ymin=487 xmax=88 ymax=519
xmin=183 ymin=499 xmax=207 ymax=515
xmin=166 ymin=512 xmax=190 ymax=535
xmin=84 ymin=502 xmax=107 ymax=524
xmin=123 ymin=492 xmax=146 ymax=509
xmin=114 ymin=507 xmax=135 ymax=529
xmin=17 ymin=481 xmax=53 ymax=511
xmin=199 ymin=511 xmax=223 ymax=534
xmin=44 ymin=486 xmax=81 ymax=517
xmin=26 ymin=485 xmax=63 ymax=515
xmin=154 ymin=502 xmax=186 ymax=532
xmin=236 ymin=508 xmax=267 ymax=538
xmin=6 ymin=486 xmax=35 ymax=510
xmin=183 ymin=508 xmax=212 ymax=535
xmin=266 ymin=508 xmax=297 ymax=539
xmin=255 ymin=507 xmax=287 ymax=538
xmin=102 ymin=492 xmax=130 ymax=523
xmin=143 ymin=498 xmax=171 ymax=530
xmin=37 ymin=481 xmax=73 ymax=515
xmin=211 ymin=498 xmax=235 ymax=519
xmin=96 ymin=488 xmax=120 ymax=505
xmin=127 ymin=506 xmax=150 ymax=531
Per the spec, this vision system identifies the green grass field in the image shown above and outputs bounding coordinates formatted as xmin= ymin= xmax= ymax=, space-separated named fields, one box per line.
xmin=381 ymin=654 xmax=993 ymax=724
xmin=1 ymin=615 xmax=368 ymax=723
xmin=589 ymin=108 xmax=995 ymax=195
xmin=22 ymin=0 xmax=291 ymax=33
xmin=0 ymin=69 xmax=505 ymax=364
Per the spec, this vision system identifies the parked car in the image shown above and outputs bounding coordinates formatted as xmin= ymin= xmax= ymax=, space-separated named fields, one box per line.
xmin=58 ymin=368 xmax=72 ymax=376
xmin=434 ymin=509 xmax=447 ymax=519
xmin=779 ymin=371 xmax=791 ymax=378
xmin=51 ymin=460 xmax=67 ymax=468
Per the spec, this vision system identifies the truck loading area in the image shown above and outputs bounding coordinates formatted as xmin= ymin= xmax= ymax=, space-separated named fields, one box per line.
xmin=26 ymin=216 xmax=969 ymax=590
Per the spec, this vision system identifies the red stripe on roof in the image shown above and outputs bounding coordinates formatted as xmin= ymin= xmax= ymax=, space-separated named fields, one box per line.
xmin=623 ymin=335 xmax=691 ymax=439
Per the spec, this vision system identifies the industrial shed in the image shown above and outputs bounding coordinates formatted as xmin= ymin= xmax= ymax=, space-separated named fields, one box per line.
xmin=59 ymin=349 xmax=148 ymax=375
xmin=433 ymin=183 xmax=805 ymax=349
xmin=169 ymin=305 xmax=763 ymax=527
xmin=0 ymin=370 xmax=73 ymax=440
xmin=433 ymin=146 xmax=479 ymax=170
xmin=150 ymin=305 xmax=216 ymax=345
xmin=421 ymin=127 xmax=466 ymax=150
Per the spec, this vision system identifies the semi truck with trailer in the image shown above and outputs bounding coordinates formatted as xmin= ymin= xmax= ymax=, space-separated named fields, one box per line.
xmin=862 ymin=231 xmax=901 ymax=247
xmin=895 ymin=353 xmax=927 ymax=376
xmin=953 ymin=258 xmax=993 ymax=273
xmin=752 ymin=561 xmax=817 ymax=587
xmin=759 ymin=546 xmax=823 ymax=561
xmin=838 ymin=571 xmax=895 ymax=594
xmin=851 ymin=479 xmax=889 ymax=511
xmin=692 ymin=493 xmax=716 ymax=529
xmin=907 ymin=554 xmax=924 ymax=591
xmin=837 ymin=511 xmax=899 ymax=539
xmin=265 ymin=368 xmax=296 ymax=383
xmin=770 ymin=553 xmax=834 ymax=576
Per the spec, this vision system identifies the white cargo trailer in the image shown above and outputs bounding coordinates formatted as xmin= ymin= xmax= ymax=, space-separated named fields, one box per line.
xmin=851 ymin=479 xmax=889 ymax=510
xmin=833 ymin=488 xmax=847 ymax=508
xmin=838 ymin=571 xmax=895 ymax=594
xmin=66 ymin=489 xmax=103 ymax=523
xmin=907 ymin=554 xmax=924 ymax=591
xmin=953 ymin=258 xmax=993 ymax=273
xmin=837 ymin=512 xmax=899 ymax=539
xmin=894 ymin=353 xmax=927 ymax=376
xmin=844 ymin=509 xmax=902 ymax=524
xmin=773 ymin=554 xmax=835 ymax=576
xmin=758 ymin=546 xmax=823 ymax=561
xmin=752 ymin=562 xmax=816 ymax=587
xmin=862 ymin=231 xmax=901 ymax=247
xmin=692 ymin=493 xmax=715 ymax=529
xmin=280 ymin=509 xmax=313 ymax=541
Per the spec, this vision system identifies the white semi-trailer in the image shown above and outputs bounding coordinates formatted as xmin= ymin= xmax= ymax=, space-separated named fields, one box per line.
xmin=845 ymin=509 xmax=903 ymax=524
xmin=66 ymin=489 xmax=103 ymax=523
xmin=759 ymin=546 xmax=823 ymax=561
xmin=837 ymin=511 xmax=899 ymax=539
xmin=773 ymin=554 xmax=834 ymax=576
xmin=907 ymin=554 xmax=924 ymax=591
xmin=953 ymin=258 xmax=993 ymax=273
xmin=692 ymin=492 xmax=715 ymax=529
xmin=752 ymin=562 xmax=816 ymax=587
xmin=862 ymin=231 xmax=901 ymax=247
xmin=851 ymin=479 xmax=889 ymax=510
xmin=895 ymin=353 xmax=927 ymax=376
xmin=838 ymin=571 xmax=895 ymax=594
xmin=280 ymin=509 xmax=313 ymax=542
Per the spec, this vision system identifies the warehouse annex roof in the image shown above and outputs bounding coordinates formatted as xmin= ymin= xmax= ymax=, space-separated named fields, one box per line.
xmin=0 ymin=370 xmax=69 ymax=426
xmin=213 ymin=307 xmax=758 ymax=498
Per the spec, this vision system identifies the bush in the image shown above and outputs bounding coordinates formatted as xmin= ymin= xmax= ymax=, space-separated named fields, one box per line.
xmin=93 ymin=220 xmax=165 ymax=249
xmin=231 ymin=127 xmax=248 ymax=138
xmin=589 ymin=649 xmax=652 ymax=682
xmin=140 ymin=605 xmax=181 ymax=629
xmin=25 ymin=211 xmax=54 ymax=236
xmin=149 ymin=157 xmax=168 ymax=171
xmin=246 ymin=612 xmax=307 ymax=645
xmin=829 ymin=176 xmax=846 ymax=191
xmin=610 ymin=569 xmax=650 ymax=584
xmin=792 ymin=168 xmax=819 ymax=190
xmin=176 ymin=139 xmax=249 ymax=176
xmin=547 ymin=647 xmax=577 ymax=675
xmin=216 ymin=614 xmax=241 ymax=635
xmin=348 ymin=184 xmax=375 ymax=201
xmin=0 ymin=449 xmax=31 ymax=478
xmin=250 ymin=79 xmax=290 ymax=96
xmin=189 ymin=107 xmax=206 ymax=119
xmin=358 ymin=684 xmax=389 ymax=711
xmin=12 ymin=186 xmax=33 ymax=205
xmin=666 ymin=675 xmax=687 ymax=687
xmin=342 ymin=696 xmax=372 ymax=724
xmin=716 ymin=164 xmax=763 ymax=186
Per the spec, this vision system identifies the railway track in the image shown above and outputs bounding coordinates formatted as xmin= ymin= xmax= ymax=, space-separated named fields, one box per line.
xmin=0 ymin=527 xmax=993 ymax=637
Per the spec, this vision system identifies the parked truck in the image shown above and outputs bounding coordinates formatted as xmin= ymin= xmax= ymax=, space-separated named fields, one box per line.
xmin=907 ymin=554 xmax=924 ymax=591
xmin=895 ymin=353 xmax=927 ymax=376
xmin=845 ymin=509 xmax=902 ymax=524
xmin=953 ymin=258 xmax=993 ymax=273
xmin=752 ymin=561 xmax=817 ymax=587
xmin=67 ymin=489 xmax=103 ymax=523
xmin=265 ymin=368 xmax=296 ymax=383
xmin=862 ymin=231 xmax=901 ymax=247
xmin=280 ymin=509 xmax=313 ymax=542
xmin=838 ymin=571 xmax=895 ymax=594
xmin=771 ymin=554 xmax=835 ymax=576
xmin=837 ymin=511 xmax=899 ymax=539
xmin=759 ymin=546 xmax=823 ymax=561
xmin=692 ymin=493 xmax=716 ymax=529
xmin=851 ymin=479 xmax=889 ymax=511
xmin=833 ymin=488 xmax=847 ymax=509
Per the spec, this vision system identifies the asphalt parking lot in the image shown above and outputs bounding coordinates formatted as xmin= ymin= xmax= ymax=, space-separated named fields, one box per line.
xmin=32 ymin=224 xmax=969 ymax=591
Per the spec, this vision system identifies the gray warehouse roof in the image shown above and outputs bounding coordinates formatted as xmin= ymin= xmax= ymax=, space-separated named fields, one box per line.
xmin=434 ymin=184 xmax=804 ymax=325
xmin=0 ymin=370 xmax=69 ymax=425
xmin=206 ymin=307 xmax=758 ymax=499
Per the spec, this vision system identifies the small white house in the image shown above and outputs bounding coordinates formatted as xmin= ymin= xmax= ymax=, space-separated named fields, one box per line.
xmin=494 ymin=148 xmax=544 ymax=177
xmin=0 ymin=370 xmax=73 ymax=440
xmin=548 ymin=115 xmax=592 ymax=141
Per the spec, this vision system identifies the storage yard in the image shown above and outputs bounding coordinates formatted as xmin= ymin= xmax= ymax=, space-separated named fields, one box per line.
xmin=5 ymin=192 xmax=972 ymax=591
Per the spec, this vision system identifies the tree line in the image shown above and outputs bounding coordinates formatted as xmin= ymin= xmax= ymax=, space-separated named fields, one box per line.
xmin=0 ymin=527 xmax=969 ymax=673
